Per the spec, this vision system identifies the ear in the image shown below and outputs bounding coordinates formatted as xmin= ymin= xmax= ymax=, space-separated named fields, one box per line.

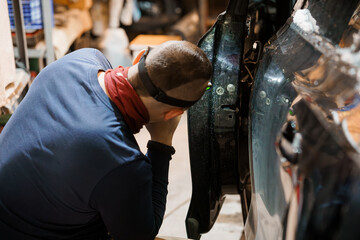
xmin=164 ymin=109 xmax=184 ymax=121
xmin=132 ymin=49 xmax=147 ymax=65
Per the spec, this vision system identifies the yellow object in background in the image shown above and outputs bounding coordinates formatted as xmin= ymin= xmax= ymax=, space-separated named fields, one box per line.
xmin=129 ymin=34 xmax=182 ymax=61
xmin=54 ymin=0 xmax=93 ymax=10
xmin=130 ymin=34 xmax=182 ymax=47
xmin=156 ymin=237 xmax=193 ymax=240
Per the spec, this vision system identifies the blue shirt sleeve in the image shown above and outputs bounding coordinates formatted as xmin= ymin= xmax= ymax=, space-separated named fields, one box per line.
xmin=90 ymin=142 xmax=171 ymax=240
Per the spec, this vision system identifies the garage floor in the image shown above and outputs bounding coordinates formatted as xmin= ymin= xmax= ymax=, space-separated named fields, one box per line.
xmin=135 ymin=112 xmax=244 ymax=240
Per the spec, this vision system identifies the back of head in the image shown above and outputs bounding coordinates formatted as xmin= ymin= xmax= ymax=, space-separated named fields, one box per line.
xmin=133 ymin=40 xmax=212 ymax=102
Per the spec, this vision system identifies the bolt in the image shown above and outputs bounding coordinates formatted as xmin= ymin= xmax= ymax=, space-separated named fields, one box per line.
xmin=227 ymin=84 xmax=236 ymax=93
xmin=259 ymin=90 xmax=266 ymax=98
xmin=216 ymin=87 xmax=225 ymax=95
xmin=280 ymin=96 xmax=289 ymax=104
xmin=266 ymin=98 xmax=271 ymax=105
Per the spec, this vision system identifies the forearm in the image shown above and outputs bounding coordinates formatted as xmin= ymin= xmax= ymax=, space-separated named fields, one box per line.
xmin=91 ymin=144 xmax=173 ymax=240
xmin=146 ymin=141 xmax=175 ymax=232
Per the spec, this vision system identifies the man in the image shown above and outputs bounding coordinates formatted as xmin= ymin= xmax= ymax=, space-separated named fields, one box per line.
xmin=0 ymin=40 xmax=212 ymax=239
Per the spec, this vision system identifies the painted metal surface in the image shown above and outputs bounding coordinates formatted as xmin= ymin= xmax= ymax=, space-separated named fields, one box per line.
xmin=187 ymin=0 xmax=360 ymax=239
xmin=186 ymin=1 xmax=249 ymax=239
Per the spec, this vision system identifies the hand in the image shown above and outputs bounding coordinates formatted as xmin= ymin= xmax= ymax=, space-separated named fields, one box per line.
xmin=145 ymin=115 xmax=182 ymax=146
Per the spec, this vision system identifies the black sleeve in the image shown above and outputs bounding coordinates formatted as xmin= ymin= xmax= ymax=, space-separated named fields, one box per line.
xmin=90 ymin=141 xmax=173 ymax=240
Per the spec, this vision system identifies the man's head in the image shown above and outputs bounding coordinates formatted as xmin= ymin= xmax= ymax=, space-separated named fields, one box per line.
xmin=128 ymin=40 xmax=212 ymax=122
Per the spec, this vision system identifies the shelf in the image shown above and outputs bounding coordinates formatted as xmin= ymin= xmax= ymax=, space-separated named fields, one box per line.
xmin=13 ymin=8 xmax=92 ymax=67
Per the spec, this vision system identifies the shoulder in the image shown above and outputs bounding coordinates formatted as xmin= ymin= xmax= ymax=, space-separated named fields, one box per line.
xmin=64 ymin=48 xmax=103 ymax=59
xmin=56 ymin=48 xmax=112 ymax=70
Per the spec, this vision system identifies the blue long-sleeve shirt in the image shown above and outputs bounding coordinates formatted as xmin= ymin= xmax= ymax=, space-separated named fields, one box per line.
xmin=0 ymin=48 xmax=171 ymax=240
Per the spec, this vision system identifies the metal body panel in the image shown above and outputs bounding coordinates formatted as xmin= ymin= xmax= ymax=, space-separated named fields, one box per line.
xmin=187 ymin=0 xmax=360 ymax=239
xmin=246 ymin=29 xmax=299 ymax=240
xmin=186 ymin=1 xmax=249 ymax=239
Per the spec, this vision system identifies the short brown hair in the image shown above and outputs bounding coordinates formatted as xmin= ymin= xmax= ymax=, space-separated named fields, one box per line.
xmin=132 ymin=41 xmax=212 ymax=98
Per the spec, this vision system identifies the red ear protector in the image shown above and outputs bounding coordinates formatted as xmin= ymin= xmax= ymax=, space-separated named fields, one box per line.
xmin=137 ymin=47 xmax=198 ymax=108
